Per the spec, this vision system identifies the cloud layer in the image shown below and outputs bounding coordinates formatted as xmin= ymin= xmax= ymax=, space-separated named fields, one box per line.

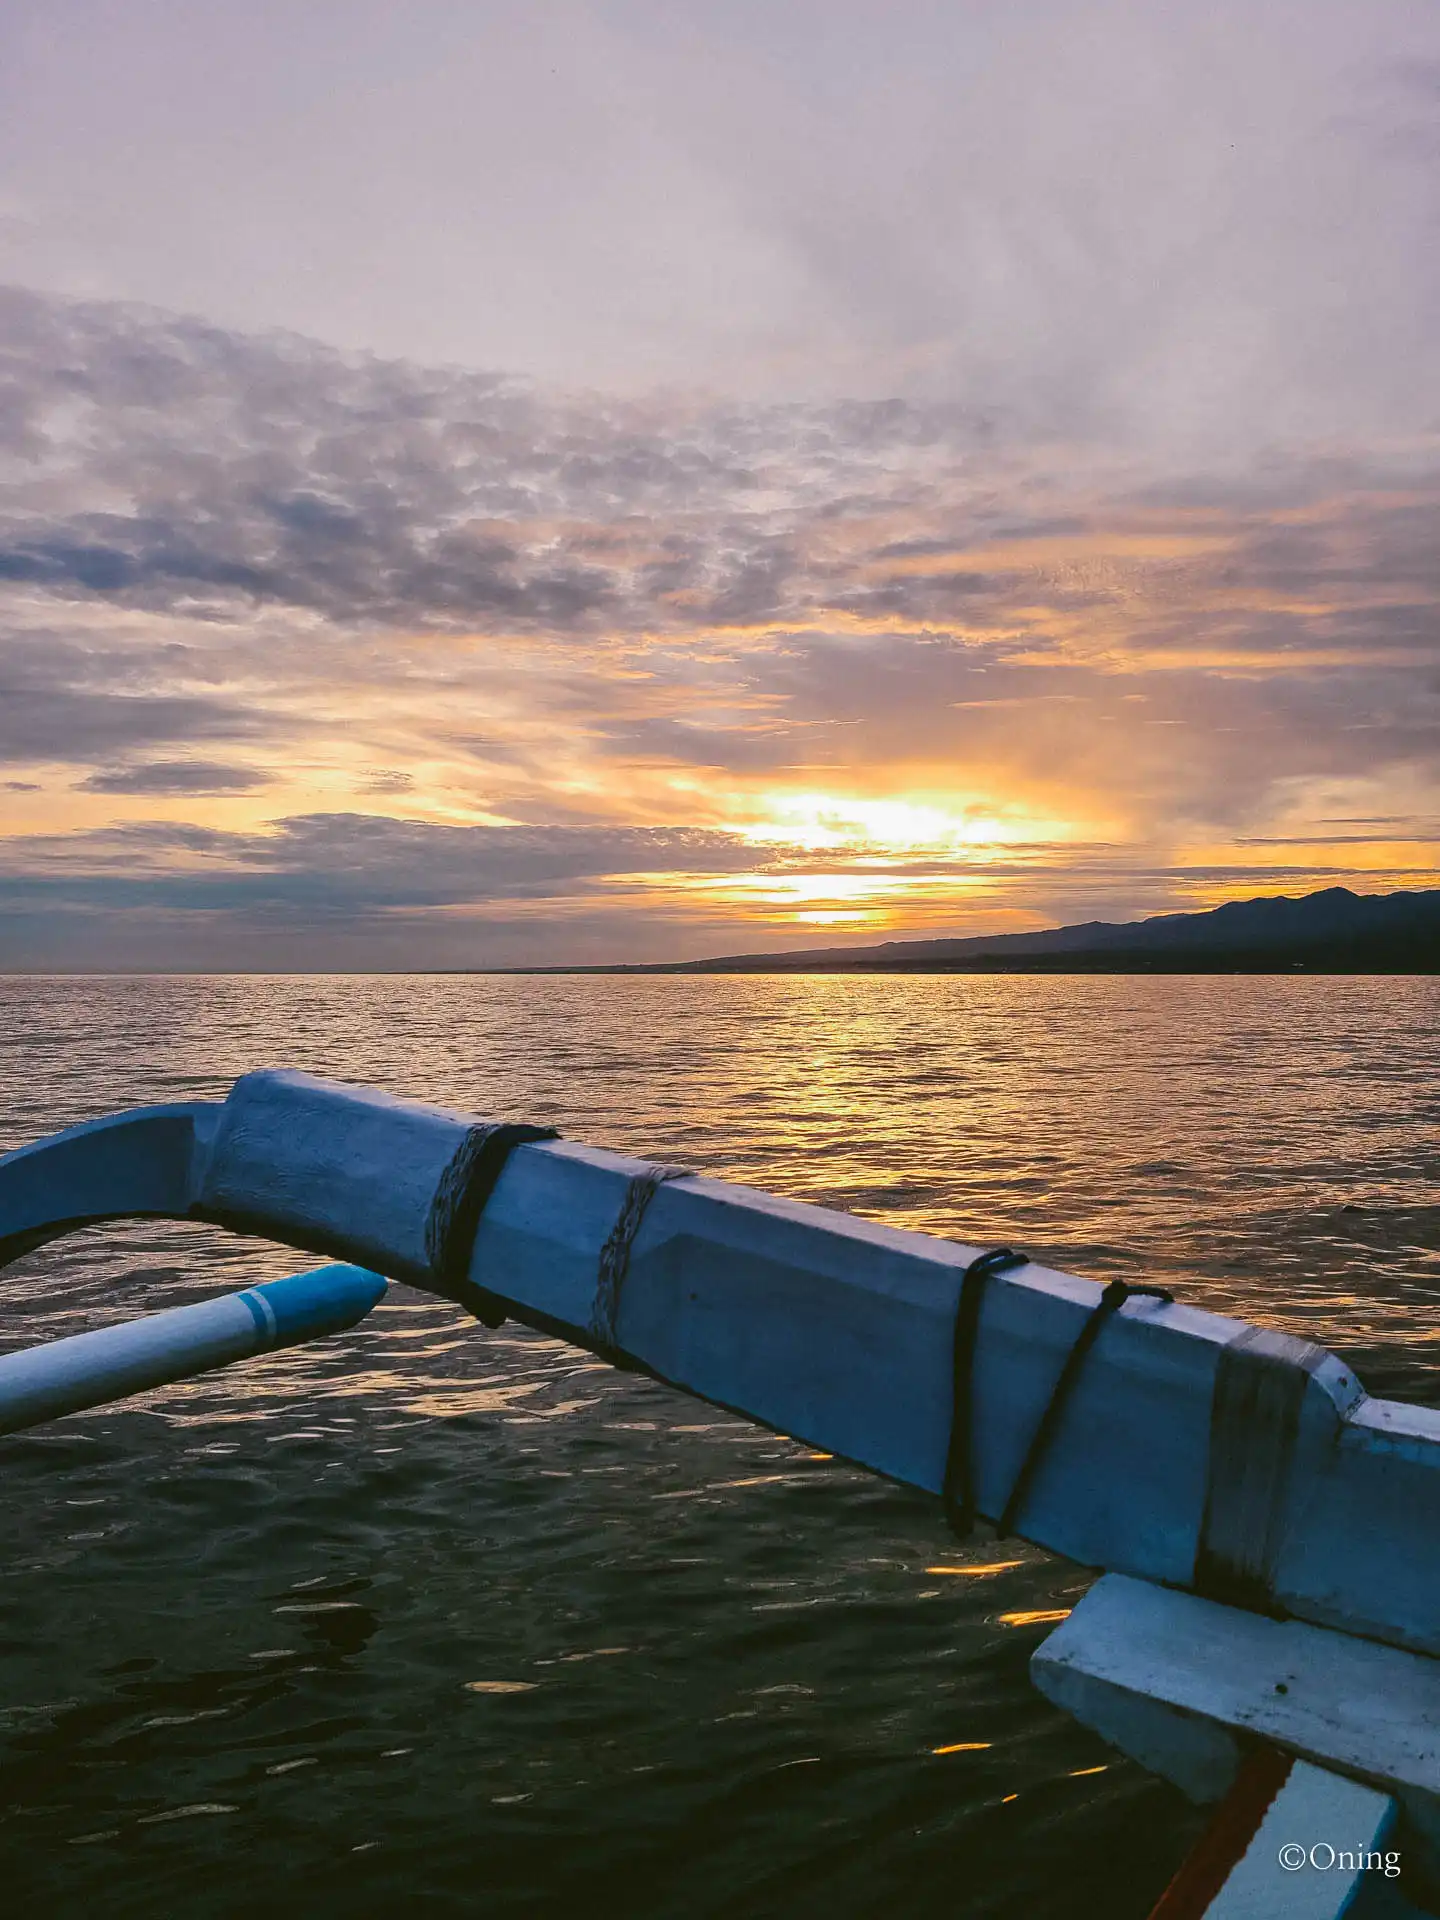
xmin=6 ymin=0 xmax=1440 ymax=438
xmin=1 ymin=283 xmax=1438 ymax=967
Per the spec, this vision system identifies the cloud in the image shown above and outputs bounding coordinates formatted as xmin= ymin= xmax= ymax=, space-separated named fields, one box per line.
xmin=0 ymin=683 xmax=270 ymax=765
xmin=0 ymin=812 xmax=782 ymax=912
xmin=0 ymin=619 xmax=275 ymax=766
xmin=76 ymin=760 xmax=271 ymax=795
xmin=0 ymin=285 xmax=1004 ymax=637
xmin=6 ymin=0 xmax=1440 ymax=439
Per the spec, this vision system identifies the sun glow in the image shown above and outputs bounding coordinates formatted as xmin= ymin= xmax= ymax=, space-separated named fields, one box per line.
xmin=654 ymin=784 xmax=1096 ymax=933
xmin=748 ymin=871 xmax=913 ymax=904
xmin=740 ymin=792 xmax=1022 ymax=852
xmin=680 ymin=857 xmax=1007 ymax=932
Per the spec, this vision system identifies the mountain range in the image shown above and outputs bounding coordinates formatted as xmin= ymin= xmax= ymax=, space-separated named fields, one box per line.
xmin=564 ymin=886 xmax=1440 ymax=973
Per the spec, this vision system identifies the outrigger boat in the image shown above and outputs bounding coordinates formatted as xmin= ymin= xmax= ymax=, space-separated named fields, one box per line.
xmin=2 ymin=1068 xmax=1436 ymax=1917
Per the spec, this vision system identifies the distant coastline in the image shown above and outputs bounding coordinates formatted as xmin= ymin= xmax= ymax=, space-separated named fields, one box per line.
xmin=466 ymin=885 xmax=1440 ymax=975
xmin=468 ymin=946 xmax=1440 ymax=975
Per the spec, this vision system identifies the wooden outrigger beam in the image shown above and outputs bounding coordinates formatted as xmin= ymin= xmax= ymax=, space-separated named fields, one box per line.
xmin=3 ymin=1068 xmax=1439 ymax=1669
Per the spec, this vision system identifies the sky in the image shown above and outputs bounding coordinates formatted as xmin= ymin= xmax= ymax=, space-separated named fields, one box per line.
xmin=2 ymin=0 xmax=1440 ymax=969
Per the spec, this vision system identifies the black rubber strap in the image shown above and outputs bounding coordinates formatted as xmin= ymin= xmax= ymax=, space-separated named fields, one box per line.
xmin=943 ymin=1251 xmax=1172 ymax=1539
xmin=1193 ymin=1326 xmax=1328 ymax=1614
xmin=424 ymin=1121 xmax=559 ymax=1326
xmin=996 ymin=1277 xmax=1172 ymax=1537
xmin=943 ymin=1247 xmax=1029 ymax=1535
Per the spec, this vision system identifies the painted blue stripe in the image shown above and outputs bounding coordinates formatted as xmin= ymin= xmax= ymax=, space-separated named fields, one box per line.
xmin=236 ymin=1288 xmax=276 ymax=1347
xmin=250 ymin=1266 xmax=388 ymax=1345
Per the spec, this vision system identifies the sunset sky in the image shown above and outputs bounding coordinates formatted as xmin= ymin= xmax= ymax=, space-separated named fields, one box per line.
xmin=3 ymin=0 xmax=1440 ymax=968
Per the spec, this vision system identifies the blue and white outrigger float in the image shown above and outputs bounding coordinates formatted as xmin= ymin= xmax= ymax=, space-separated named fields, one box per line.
xmin=2 ymin=1068 xmax=1437 ymax=1917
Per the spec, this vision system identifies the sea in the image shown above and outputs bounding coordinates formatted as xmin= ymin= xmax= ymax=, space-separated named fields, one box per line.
xmin=2 ymin=973 xmax=1438 ymax=1919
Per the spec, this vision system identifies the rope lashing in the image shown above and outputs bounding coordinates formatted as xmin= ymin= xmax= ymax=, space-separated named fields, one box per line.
xmin=944 ymin=1248 xmax=1173 ymax=1539
xmin=590 ymin=1164 xmax=692 ymax=1356
xmin=425 ymin=1121 xmax=559 ymax=1325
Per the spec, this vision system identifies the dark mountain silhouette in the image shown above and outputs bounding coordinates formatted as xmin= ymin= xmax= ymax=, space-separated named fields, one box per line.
xmin=587 ymin=886 xmax=1440 ymax=973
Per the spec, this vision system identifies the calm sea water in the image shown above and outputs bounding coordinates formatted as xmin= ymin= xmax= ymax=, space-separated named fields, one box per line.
xmin=2 ymin=974 xmax=1439 ymax=1919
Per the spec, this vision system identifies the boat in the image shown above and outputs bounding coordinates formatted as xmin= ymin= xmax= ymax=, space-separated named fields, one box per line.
xmin=1 ymin=1066 xmax=1436 ymax=1917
